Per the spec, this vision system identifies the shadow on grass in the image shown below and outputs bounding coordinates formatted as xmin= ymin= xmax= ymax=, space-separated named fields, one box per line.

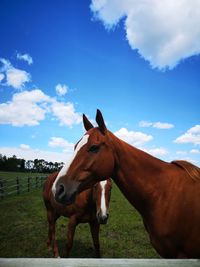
xmin=52 ymin=239 xmax=97 ymax=258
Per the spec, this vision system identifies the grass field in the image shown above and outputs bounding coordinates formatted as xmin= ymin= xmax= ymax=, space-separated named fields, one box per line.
xmin=0 ymin=172 xmax=159 ymax=258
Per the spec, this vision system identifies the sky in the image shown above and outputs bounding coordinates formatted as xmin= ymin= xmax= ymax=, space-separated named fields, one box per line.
xmin=0 ymin=0 xmax=200 ymax=166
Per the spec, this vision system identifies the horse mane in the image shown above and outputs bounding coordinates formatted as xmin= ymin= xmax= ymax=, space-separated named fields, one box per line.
xmin=171 ymin=160 xmax=200 ymax=181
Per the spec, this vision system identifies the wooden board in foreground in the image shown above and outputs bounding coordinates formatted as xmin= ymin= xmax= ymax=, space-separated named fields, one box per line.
xmin=0 ymin=259 xmax=200 ymax=267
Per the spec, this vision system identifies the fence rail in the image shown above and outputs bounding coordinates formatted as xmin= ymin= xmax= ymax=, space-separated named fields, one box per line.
xmin=0 ymin=175 xmax=47 ymax=200
xmin=0 ymin=259 xmax=200 ymax=267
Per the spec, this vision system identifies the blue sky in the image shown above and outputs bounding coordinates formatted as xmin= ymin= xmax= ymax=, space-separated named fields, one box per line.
xmin=0 ymin=0 xmax=200 ymax=165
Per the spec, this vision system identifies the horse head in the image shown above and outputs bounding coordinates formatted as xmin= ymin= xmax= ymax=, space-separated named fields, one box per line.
xmin=52 ymin=109 xmax=115 ymax=205
xmin=94 ymin=179 xmax=112 ymax=224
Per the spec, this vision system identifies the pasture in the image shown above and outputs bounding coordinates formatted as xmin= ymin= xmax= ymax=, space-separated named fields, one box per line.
xmin=0 ymin=171 xmax=47 ymax=199
xmin=0 ymin=172 xmax=158 ymax=258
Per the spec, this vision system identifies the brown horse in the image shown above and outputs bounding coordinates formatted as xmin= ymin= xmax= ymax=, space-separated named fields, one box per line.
xmin=52 ymin=109 xmax=200 ymax=258
xmin=43 ymin=171 xmax=112 ymax=257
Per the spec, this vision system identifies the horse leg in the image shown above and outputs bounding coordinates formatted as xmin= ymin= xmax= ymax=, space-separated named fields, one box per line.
xmin=89 ymin=220 xmax=101 ymax=258
xmin=47 ymin=209 xmax=59 ymax=258
xmin=47 ymin=210 xmax=53 ymax=250
xmin=66 ymin=216 xmax=77 ymax=257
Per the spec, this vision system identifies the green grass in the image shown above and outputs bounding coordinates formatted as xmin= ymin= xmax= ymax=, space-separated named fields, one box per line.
xmin=0 ymin=172 xmax=159 ymax=258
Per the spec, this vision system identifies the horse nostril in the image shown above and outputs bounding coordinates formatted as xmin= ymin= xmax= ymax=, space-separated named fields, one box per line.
xmin=56 ymin=184 xmax=65 ymax=201
xmin=100 ymin=215 xmax=108 ymax=224
xmin=55 ymin=183 xmax=78 ymax=205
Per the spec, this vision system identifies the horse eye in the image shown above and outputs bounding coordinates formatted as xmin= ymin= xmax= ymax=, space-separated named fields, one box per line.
xmin=89 ymin=145 xmax=100 ymax=153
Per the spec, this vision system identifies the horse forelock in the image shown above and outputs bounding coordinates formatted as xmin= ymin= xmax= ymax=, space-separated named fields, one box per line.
xmin=171 ymin=160 xmax=200 ymax=181
xmin=51 ymin=133 xmax=90 ymax=195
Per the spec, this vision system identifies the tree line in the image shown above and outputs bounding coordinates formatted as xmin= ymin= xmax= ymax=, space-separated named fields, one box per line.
xmin=0 ymin=154 xmax=64 ymax=173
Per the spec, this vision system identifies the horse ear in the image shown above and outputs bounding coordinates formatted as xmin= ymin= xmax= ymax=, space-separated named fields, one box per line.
xmin=83 ymin=114 xmax=94 ymax=131
xmin=96 ymin=109 xmax=107 ymax=134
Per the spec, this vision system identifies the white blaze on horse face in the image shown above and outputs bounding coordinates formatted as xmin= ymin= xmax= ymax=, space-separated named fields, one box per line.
xmin=52 ymin=134 xmax=89 ymax=196
xmin=100 ymin=180 xmax=108 ymax=216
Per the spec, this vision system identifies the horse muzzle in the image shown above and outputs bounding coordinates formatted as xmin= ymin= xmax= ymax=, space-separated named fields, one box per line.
xmin=96 ymin=212 xmax=109 ymax=224
xmin=55 ymin=182 xmax=79 ymax=205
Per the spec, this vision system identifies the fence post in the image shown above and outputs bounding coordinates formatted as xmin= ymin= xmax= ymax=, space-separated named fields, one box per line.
xmin=0 ymin=180 xmax=4 ymax=200
xmin=16 ymin=177 xmax=20 ymax=194
xmin=27 ymin=177 xmax=30 ymax=192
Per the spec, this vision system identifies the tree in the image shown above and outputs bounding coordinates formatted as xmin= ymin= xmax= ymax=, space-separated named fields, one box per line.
xmin=0 ymin=154 xmax=64 ymax=173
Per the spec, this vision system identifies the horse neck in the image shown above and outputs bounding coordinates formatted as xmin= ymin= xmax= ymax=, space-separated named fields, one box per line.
xmin=108 ymin=132 xmax=168 ymax=214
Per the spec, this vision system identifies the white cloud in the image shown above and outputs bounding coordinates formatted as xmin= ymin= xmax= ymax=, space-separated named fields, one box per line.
xmin=0 ymin=145 xmax=70 ymax=163
xmin=174 ymin=125 xmax=200 ymax=145
xmin=13 ymin=88 xmax=50 ymax=103
xmin=20 ymin=144 xmax=30 ymax=150
xmin=90 ymin=0 xmax=200 ymax=69
xmin=190 ymin=149 xmax=200 ymax=154
xmin=114 ymin=127 xmax=153 ymax=146
xmin=0 ymin=58 xmax=11 ymax=70
xmin=0 ymin=89 xmax=50 ymax=126
xmin=48 ymin=137 xmax=74 ymax=152
xmin=149 ymin=148 xmax=168 ymax=156
xmin=0 ymin=58 xmax=82 ymax=128
xmin=0 ymin=88 xmax=83 ymax=127
xmin=0 ymin=73 xmax=5 ymax=82
xmin=0 ymin=58 xmax=31 ymax=89
xmin=139 ymin=121 xmax=153 ymax=127
xmin=176 ymin=150 xmax=187 ymax=155
xmin=51 ymin=101 xmax=82 ymax=127
xmin=16 ymin=53 xmax=33 ymax=65
xmin=188 ymin=125 xmax=200 ymax=134
xmin=139 ymin=120 xmax=174 ymax=129
xmin=144 ymin=147 xmax=168 ymax=157
xmin=55 ymin=83 xmax=68 ymax=96
xmin=153 ymin=122 xmax=174 ymax=129
xmin=6 ymin=68 xmax=30 ymax=88
xmin=114 ymin=126 xmax=168 ymax=158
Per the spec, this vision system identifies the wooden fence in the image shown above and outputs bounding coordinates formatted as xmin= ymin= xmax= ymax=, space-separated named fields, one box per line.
xmin=0 ymin=258 xmax=200 ymax=267
xmin=0 ymin=175 xmax=47 ymax=200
